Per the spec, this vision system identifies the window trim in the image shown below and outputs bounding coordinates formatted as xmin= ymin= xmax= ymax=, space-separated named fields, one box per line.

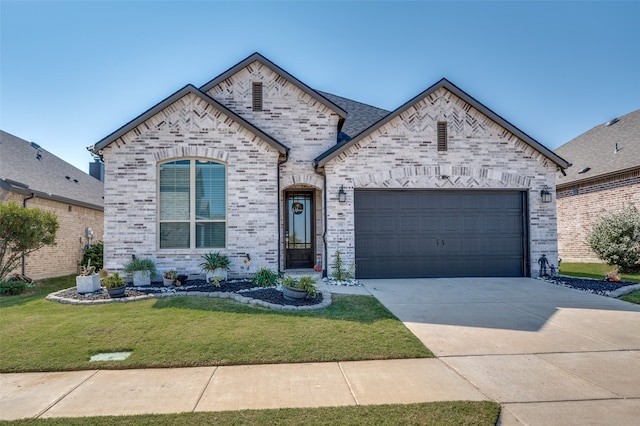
xmin=157 ymin=158 xmax=227 ymax=251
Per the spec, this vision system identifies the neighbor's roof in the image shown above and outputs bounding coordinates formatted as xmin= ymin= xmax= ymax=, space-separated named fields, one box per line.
xmin=0 ymin=130 xmax=104 ymax=210
xmin=555 ymin=109 xmax=640 ymax=187
xmin=315 ymin=78 xmax=570 ymax=169
xmin=200 ymin=52 xmax=347 ymax=131
xmin=90 ymin=84 xmax=288 ymax=155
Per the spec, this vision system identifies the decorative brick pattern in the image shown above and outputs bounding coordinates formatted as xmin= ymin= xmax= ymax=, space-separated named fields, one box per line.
xmin=323 ymin=88 xmax=559 ymax=276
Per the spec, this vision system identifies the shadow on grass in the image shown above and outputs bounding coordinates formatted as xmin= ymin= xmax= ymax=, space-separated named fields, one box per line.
xmin=150 ymin=293 xmax=399 ymax=324
xmin=0 ymin=275 xmax=75 ymax=308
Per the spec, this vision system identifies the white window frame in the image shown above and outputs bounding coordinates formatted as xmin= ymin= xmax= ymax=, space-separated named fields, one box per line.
xmin=157 ymin=158 xmax=227 ymax=251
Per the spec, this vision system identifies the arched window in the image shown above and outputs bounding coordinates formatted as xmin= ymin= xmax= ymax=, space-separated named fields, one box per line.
xmin=159 ymin=159 xmax=226 ymax=249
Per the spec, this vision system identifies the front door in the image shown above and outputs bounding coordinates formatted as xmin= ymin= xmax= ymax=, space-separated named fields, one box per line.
xmin=285 ymin=192 xmax=314 ymax=269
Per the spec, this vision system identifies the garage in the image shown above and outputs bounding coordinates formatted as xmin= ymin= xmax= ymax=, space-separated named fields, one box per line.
xmin=354 ymin=190 xmax=528 ymax=278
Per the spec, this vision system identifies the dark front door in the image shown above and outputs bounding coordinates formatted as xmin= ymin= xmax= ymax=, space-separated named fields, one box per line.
xmin=285 ymin=192 xmax=314 ymax=269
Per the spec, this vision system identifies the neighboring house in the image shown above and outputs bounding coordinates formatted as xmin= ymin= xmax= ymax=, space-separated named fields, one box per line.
xmin=89 ymin=52 xmax=568 ymax=279
xmin=554 ymin=109 xmax=640 ymax=263
xmin=0 ymin=130 xmax=104 ymax=279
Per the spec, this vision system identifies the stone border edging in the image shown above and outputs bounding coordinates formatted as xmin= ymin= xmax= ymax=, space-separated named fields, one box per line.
xmin=607 ymin=283 xmax=640 ymax=298
xmin=46 ymin=288 xmax=332 ymax=311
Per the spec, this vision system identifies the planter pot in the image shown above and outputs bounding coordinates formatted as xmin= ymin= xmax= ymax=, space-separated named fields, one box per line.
xmin=282 ymin=286 xmax=308 ymax=301
xmin=132 ymin=270 xmax=151 ymax=287
xmin=106 ymin=286 xmax=126 ymax=298
xmin=76 ymin=274 xmax=101 ymax=294
xmin=206 ymin=268 xmax=227 ymax=283
xmin=163 ymin=278 xmax=175 ymax=287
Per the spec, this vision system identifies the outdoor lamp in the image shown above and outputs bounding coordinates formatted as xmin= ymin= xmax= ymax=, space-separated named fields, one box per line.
xmin=540 ymin=185 xmax=552 ymax=203
xmin=338 ymin=185 xmax=346 ymax=203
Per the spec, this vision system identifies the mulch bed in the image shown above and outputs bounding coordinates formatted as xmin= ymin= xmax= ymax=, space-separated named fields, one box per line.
xmin=543 ymin=275 xmax=638 ymax=296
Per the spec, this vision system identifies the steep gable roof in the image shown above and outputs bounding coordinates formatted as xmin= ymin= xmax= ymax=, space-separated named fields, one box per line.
xmin=315 ymin=78 xmax=570 ymax=169
xmin=316 ymin=91 xmax=390 ymax=139
xmin=0 ymin=130 xmax=104 ymax=210
xmin=554 ymin=109 xmax=640 ymax=187
xmin=200 ymin=52 xmax=347 ymax=131
xmin=90 ymin=84 xmax=288 ymax=155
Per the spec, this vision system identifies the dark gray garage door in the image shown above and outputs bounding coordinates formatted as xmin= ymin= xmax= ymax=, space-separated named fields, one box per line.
xmin=354 ymin=190 xmax=527 ymax=278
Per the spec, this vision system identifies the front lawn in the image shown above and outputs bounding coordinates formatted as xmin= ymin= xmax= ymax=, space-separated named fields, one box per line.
xmin=0 ymin=276 xmax=432 ymax=372
xmin=559 ymin=262 xmax=640 ymax=283
xmin=620 ymin=291 xmax=640 ymax=305
xmin=0 ymin=402 xmax=500 ymax=426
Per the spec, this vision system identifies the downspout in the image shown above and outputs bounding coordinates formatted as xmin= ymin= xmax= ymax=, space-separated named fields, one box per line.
xmin=313 ymin=167 xmax=328 ymax=278
xmin=22 ymin=193 xmax=36 ymax=276
xmin=277 ymin=152 xmax=289 ymax=274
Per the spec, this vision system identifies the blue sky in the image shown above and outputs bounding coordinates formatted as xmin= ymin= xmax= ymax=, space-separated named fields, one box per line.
xmin=1 ymin=1 xmax=639 ymax=173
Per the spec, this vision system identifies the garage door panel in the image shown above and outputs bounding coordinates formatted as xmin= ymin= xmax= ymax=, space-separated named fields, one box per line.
xmin=355 ymin=190 xmax=526 ymax=278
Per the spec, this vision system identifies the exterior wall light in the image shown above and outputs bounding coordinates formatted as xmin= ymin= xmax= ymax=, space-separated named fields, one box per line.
xmin=540 ymin=185 xmax=552 ymax=203
xmin=338 ymin=185 xmax=346 ymax=203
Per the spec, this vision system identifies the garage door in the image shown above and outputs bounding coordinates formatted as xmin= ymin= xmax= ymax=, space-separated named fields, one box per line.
xmin=354 ymin=190 xmax=527 ymax=278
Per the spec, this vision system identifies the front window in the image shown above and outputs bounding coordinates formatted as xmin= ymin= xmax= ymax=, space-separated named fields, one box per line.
xmin=159 ymin=159 xmax=226 ymax=249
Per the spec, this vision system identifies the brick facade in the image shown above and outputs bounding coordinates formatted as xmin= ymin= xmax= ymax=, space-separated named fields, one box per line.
xmin=556 ymin=169 xmax=640 ymax=262
xmin=323 ymin=88 xmax=560 ymax=276
xmin=2 ymin=192 xmax=104 ymax=279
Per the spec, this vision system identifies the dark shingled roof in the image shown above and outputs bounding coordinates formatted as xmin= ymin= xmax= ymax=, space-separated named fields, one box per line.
xmin=1 ymin=130 xmax=104 ymax=210
xmin=316 ymin=91 xmax=390 ymax=139
xmin=554 ymin=109 xmax=640 ymax=187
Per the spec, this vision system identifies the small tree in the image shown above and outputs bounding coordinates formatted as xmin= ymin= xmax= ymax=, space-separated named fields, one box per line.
xmin=331 ymin=249 xmax=355 ymax=281
xmin=0 ymin=202 xmax=59 ymax=280
xmin=588 ymin=205 xmax=640 ymax=273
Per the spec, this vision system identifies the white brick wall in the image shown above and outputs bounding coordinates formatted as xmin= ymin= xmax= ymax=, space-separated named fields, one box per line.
xmin=323 ymin=88 xmax=559 ymax=277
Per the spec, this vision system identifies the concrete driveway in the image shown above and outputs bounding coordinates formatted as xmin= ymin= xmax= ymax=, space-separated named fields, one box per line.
xmin=362 ymin=277 xmax=640 ymax=426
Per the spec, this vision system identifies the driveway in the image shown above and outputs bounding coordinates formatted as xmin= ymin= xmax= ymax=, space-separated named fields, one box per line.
xmin=362 ymin=277 xmax=640 ymax=426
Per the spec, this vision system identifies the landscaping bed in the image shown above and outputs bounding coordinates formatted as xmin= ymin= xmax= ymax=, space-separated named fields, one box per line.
xmin=543 ymin=275 xmax=640 ymax=296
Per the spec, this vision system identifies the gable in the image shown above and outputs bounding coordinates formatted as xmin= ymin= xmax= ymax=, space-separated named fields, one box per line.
xmin=316 ymin=78 xmax=569 ymax=169
xmin=90 ymin=85 xmax=288 ymax=156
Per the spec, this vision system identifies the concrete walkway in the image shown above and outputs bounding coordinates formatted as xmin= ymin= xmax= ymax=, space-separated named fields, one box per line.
xmin=363 ymin=278 xmax=640 ymax=426
xmin=1 ymin=278 xmax=639 ymax=424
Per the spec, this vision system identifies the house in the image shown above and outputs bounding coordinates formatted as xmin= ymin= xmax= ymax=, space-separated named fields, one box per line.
xmin=0 ymin=130 xmax=104 ymax=279
xmin=554 ymin=109 xmax=640 ymax=263
xmin=89 ymin=52 xmax=568 ymax=279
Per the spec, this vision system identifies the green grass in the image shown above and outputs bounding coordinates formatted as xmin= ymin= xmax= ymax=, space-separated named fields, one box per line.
xmin=559 ymin=262 xmax=640 ymax=283
xmin=0 ymin=276 xmax=432 ymax=373
xmin=0 ymin=401 xmax=500 ymax=426
xmin=620 ymin=291 xmax=640 ymax=305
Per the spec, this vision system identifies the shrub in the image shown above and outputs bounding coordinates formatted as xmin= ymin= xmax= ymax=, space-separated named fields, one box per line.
xmin=123 ymin=257 xmax=157 ymax=276
xmin=331 ymin=249 xmax=355 ymax=281
xmin=588 ymin=205 xmax=640 ymax=273
xmin=81 ymin=242 xmax=103 ymax=271
xmin=252 ymin=267 xmax=279 ymax=287
xmin=0 ymin=280 xmax=27 ymax=296
xmin=0 ymin=202 xmax=59 ymax=281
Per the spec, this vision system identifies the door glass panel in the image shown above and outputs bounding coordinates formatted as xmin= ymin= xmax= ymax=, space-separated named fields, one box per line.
xmin=287 ymin=193 xmax=312 ymax=249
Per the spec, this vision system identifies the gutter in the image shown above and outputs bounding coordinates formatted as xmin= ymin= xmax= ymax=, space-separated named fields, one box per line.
xmin=276 ymin=151 xmax=290 ymax=274
xmin=0 ymin=179 xmax=103 ymax=211
xmin=22 ymin=193 xmax=36 ymax=276
xmin=313 ymin=167 xmax=328 ymax=278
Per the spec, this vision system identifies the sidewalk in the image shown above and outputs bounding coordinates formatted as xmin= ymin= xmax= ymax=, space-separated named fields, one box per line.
xmin=0 ymin=358 xmax=487 ymax=420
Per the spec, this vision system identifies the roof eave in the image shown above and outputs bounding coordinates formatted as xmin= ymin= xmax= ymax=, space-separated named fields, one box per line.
xmin=89 ymin=84 xmax=288 ymax=155
xmin=316 ymin=78 xmax=570 ymax=169
xmin=1 ymin=179 xmax=104 ymax=211
xmin=556 ymin=165 xmax=640 ymax=189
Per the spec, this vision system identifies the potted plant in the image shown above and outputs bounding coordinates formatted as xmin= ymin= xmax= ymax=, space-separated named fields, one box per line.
xmin=200 ymin=252 xmax=230 ymax=283
xmin=124 ymin=256 xmax=156 ymax=287
xmin=101 ymin=270 xmax=126 ymax=298
xmin=163 ymin=269 xmax=177 ymax=286
xmin=282 ymin=275 xmax=318 ymax=300
xmin=76 ymin=259 xmax=101 ymax=294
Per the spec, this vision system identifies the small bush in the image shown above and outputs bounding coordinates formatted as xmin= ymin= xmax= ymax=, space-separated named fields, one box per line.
xmin=81 ymin=241 xmax=103 ymax=271
xmin=252 ymin=267 xmax=279 ymax=287
xmin=331 ymin=249 xmax=355 ymax=281
xmin=588 ymin=205 xmax=640 ymax=273
xmin=0 ymin=280 xmax=27 ymax=296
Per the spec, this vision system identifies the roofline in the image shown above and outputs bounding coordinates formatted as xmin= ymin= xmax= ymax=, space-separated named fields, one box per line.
xmin=199 ymin=52 xmax=347 ymax=130
xmin=556 ymin=165 xmax=640 ymax=189
xmin=1 ymin=179 xmax=104 ymax=211
xmin=315 ymin=78 xmax=570 ymax=169
xmin=89 ymin=84 xmax=289 ymax=155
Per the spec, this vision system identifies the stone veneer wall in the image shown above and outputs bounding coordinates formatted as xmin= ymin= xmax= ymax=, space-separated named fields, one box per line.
xmin=2 ymin=192 xmax=104 ymax=279
xmin=205 ymin=61 xmax=340 ymax=270
xmin=556 ymin=169 xmax=640 ymax=263
xmin=323 ymin=88 xmax=560 ymax=277
xmin=101 ymin=93 xmax=282 ymax=277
